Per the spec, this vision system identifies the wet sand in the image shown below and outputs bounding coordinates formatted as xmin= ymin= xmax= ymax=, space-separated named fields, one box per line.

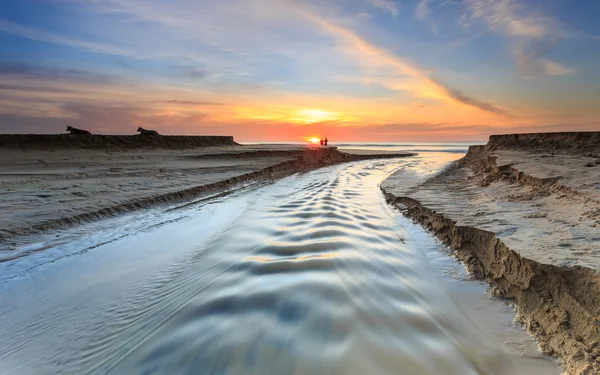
xmin=0 ymin=145 xmax=301 ymax=238
xmin=0 ymin=143 xmax=412 ymax=243
xmin=382 ymin=132 xmax=600 ymax=375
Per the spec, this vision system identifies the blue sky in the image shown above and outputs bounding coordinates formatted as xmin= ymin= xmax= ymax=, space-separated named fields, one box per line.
xmin=0 ymin=0 xmax=598 ymax=141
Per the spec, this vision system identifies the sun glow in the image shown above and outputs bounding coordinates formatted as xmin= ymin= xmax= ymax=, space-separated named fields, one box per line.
xmin=293 ymin=109 xmax=341 ymax=124
xmin=309 ymin=137 xmax=320 ymax=144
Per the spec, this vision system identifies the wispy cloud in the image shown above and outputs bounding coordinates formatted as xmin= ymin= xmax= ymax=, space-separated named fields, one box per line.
xmin=416 ymin=0 xmax=431 ymax=20
xmin=0 ymin=17 xmax=225 ymax=68
xmin=0 ymin=62 xmax=116 ymax=83
xmin=463 ymin=0 xmax=574 ymax=77
xmin=293 ymin=5 xmax=507 ymax=115
xmin=368 ymin=0 xmax=399 ymax=18
xmin=465 ymin=0 xmax=550 ymax=38
xmin=0 ymin=19 xmax=130 ymax=56
xmin=0 ymin=63 xmax=223 ymax=119
xmin=165 ymin=99 xmax=223 ymax=106
xmin=173 ymin=66 xmax=211 ymax=80
xmin=432 ymin=79 xmax=508 ymax=115
xmin=415 ymin=0 xmax=439 ymax=34
xmin=512 ymin=39 xmax=575 ymax=78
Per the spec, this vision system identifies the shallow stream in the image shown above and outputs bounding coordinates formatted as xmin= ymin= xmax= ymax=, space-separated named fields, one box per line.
xmin=0 ymin=152 xmax=559 ymax=374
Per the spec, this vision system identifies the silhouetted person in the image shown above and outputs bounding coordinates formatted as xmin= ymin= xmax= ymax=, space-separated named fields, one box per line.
xmin=324 ymin=138 xmax=328 ymax=146
xmin=66 ymin=126 xmax=91 ymax=135
xmin=320 ymin=138 xmax=324 ymax=146
xmin=137 ymin=127 xmax=159 ymax=135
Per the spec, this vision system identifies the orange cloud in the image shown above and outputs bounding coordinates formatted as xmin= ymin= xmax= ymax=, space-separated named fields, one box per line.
xmin=289 ymin=4 xmax=507 ymax=116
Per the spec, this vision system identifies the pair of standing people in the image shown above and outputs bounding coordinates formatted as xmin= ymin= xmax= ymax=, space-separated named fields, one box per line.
xmin=319 ymin=138 xmax=328 ymax=146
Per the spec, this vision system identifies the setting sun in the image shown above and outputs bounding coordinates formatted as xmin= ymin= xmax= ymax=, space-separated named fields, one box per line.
xmin=309 ymin=137 xmax=320 ymax=144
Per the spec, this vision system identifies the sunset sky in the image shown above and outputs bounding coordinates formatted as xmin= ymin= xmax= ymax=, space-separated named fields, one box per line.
xmin=1 ymin=0 xmax=599 ymax=141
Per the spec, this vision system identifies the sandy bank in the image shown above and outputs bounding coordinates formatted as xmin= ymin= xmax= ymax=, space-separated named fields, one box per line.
xmin=484 ymin=132 xmax=600 ymax=155
xmin=0 ymin=143 xmax=413 ymax=246
xmin=382 ymin=132 xmax=600 ymax=375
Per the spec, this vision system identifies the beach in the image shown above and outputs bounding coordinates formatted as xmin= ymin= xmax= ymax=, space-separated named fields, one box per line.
xmin=382 ymin=132 xmax=600 ymax=374
xmin=3 ymin=0 xmax=597 ymax=373
xmin=1 ymin=134 xmax=594 ymax=374
xmin=0 ymin=140 xmax=563 ymax=375
xmin=0 ymin=138 xmax=412 ymax=244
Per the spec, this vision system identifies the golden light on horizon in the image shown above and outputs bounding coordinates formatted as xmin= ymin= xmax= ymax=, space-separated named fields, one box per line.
xmin=309 ymin=137 xmax=320 ymax=144
xmin=293 ymin=109 xmax=341 ymax=124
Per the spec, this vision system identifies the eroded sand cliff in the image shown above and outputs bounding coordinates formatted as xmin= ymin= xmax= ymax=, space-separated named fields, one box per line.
xmin=382 ymin=132 xmax=600 ymax=375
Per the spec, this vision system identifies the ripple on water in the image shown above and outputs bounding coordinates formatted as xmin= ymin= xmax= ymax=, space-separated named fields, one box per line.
xmin=99 ymin=161 xmax=516 ymax=375
xmin=0 ymin=159 xmax=521 ymax=375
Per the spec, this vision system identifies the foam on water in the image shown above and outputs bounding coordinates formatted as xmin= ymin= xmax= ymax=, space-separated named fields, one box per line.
xmin=0 ymin=153 xmax=556 ymax=374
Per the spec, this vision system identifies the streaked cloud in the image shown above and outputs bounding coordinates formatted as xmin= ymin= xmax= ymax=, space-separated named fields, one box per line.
xmin=416 ymin=0 xmax=431 ymax=20
xmin=464 ymin=0 xmax=550 ymax=38
xmin=463 ymin=0 xmax=574 ymax=77
xmin=513 ymin=40 xmax=575 ymax=78
xmin=174 ymin=66 xmax=211 ymax=80
xmin=165 ymin=100 xmax=224 ymax=106
xmin=368 ymin=0 xmax=399 ymax=18
xmin=0 ymin=62 xmax=115 ymax=84
xmin=293 ymin=6 xmax=507 ymax=115
xmin=0 ymin=19 xmax=130 ymax=56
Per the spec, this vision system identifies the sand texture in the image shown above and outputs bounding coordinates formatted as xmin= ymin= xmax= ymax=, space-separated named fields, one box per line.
xmin=382 ymin=132 xmax=600 ymax=375
xmin=0 ymin=144 xmax=413 ymax=244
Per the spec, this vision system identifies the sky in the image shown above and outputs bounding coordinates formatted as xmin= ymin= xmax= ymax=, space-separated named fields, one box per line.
xmin=0 ymin=0 xmax=599 ymax=142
